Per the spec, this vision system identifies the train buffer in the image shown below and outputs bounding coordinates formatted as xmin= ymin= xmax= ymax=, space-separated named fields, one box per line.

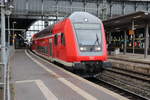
xmin=10 ymin=49 xmax=129 ymax=100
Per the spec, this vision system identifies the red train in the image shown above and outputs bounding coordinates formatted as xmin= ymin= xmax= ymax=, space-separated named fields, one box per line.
xmin=31 ymin=12 xmax=108 ymax=74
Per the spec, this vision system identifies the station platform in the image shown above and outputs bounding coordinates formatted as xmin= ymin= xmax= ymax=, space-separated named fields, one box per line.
xmin=10 ymin=49 xmax=128 ymax=100
xmin=109 ymin=53 xmax=150 ymax=75
xmin=109 ymin=53 xmax=150 ymax=64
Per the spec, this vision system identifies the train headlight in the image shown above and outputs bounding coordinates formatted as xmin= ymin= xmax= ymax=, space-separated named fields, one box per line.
xmin=95 ymin=47 xmax=101 ymax=51
xmin=80 ymin=47 xmax=87 ymax=51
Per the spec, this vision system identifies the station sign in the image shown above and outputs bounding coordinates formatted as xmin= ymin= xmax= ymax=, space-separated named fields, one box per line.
xmin=128 ymin=30 xmax=135 ymax=35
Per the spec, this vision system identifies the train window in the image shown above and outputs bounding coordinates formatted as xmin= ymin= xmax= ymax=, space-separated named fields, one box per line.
xmin=54 ymin=35 xmax=58 ymax=45
xmin=49 ymin=39 xmax=53 ymax=56
xmin=74 ymin=23 xmax=101 ymax=30
xmin=37 ymin=46 xmax=48 ymax=54
xmin=61 ymin=33 xmax=65 ymax=45
xmin=44 ymin=47 xmax=48 ymax=54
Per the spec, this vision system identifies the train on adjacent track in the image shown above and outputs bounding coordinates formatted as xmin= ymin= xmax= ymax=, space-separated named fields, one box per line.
xmin=31 ymin=12 xmax=108 ymax=74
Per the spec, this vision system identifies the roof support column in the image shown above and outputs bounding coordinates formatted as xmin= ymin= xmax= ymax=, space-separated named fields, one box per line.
xmin=108 ymin=32 xmax=112 ymax=44
xmin=132 ymin=20 xmax=135 ymax=54
xmin=134 ymin=2 xmax=137 ymax=12
xmin=144 ymin=22 xmax=149 ymax=58
xmin=70 ymin=0 xmax=72 ymax=13
xmin=146 ymin=1 xmax=149 ymax=11
xmin=83 ymin=0 xmax=86 ymax=12
xmin=41 ymin=0 xmax=43 ymax=15
xmin=122 ymin=1 xmax=125 ymax=15
xmin=44 ymin=16 xmax=49 ymax=28
xmin=97 ymin=0 xmax=99 ymax=17
xmin=1 ymin=2 xmax=7 ymax=100
xmin=109 ymin=1 xmax=112 ymax=18
xmin=56 ymin=0 xmax=58 ymax=21
xmin=123 ymin=31 xmax=127 ymax=55
xmin=25 ymin=0 xmax=29 ymax=14
xmin=102 ymin=0 xmax=107 ymax=20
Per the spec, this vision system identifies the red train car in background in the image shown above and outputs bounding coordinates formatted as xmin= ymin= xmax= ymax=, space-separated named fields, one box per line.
xmin=31 ymin=12 xmax=108 ymax=74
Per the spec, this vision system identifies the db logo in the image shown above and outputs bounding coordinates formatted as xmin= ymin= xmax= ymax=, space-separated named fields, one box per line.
xmin=89 ymin=57 xmax=94 ymax=60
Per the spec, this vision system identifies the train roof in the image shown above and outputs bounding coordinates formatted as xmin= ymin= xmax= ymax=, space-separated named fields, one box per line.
xmin=69 ymin=12 xmax=102 ymax=24
xmin=103 ymin=11 xmax=150 ymax=32
xmin=33 ymin=12 xmax=101 ymax=38
xmin=33 ymin=25 xmax=53 ymax=38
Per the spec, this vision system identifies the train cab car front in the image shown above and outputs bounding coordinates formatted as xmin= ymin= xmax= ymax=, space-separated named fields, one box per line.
xmin=68 ymin=12 xmax=108 ymax=73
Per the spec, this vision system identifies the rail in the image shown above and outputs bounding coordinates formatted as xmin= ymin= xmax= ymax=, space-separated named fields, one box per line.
xmin=95 ymin=67 xmax=150 ymax=99
xmin=91 ymin=78 xmax=150 ymax=100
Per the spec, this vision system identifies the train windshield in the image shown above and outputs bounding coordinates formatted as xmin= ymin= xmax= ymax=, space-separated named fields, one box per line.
xmin=74 ymin=23 xmax=102 ymax=46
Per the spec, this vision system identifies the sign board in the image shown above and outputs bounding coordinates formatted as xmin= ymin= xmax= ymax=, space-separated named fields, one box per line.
xmin=129 ymin=30 xmax=135 ymax=35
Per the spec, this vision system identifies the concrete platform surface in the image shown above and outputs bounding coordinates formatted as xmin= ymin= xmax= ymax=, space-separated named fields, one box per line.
xmin=109 ymin=53 xmax=150 ymax=75
xmin=109 ymin=53 xmax=150 ymax=64
xmin=10 ymin=49 xmax=129 ymax=100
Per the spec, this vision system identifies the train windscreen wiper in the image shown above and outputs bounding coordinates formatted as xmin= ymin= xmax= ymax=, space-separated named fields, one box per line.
xmin=90 ymin=34 xmax=100 ymax=51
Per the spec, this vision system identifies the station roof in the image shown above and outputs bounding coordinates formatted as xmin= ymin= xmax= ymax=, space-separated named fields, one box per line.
xmin=103 ymin=11 xmax=150 ymax=33
xmin=9 ymin=18 xmax=36 ymax=32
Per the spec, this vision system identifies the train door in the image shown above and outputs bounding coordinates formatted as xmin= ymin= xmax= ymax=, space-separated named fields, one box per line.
xmin=49 ymin=39 xmax=53 ymax=57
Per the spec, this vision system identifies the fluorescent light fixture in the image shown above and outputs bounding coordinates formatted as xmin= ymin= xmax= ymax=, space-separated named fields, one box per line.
xmin=145 ymin=12 xmax=148 ymax=15
xmin=133 ymin=15 xmax=142 ymax=19
xmin=115 ymin=28 xmax=120 ymax=30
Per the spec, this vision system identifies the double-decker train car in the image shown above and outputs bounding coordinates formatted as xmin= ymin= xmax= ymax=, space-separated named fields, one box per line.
xmin=31 ymin=12 xmax=108 ymax=73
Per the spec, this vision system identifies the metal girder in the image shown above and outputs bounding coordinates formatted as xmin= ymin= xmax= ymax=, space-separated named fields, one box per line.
xmin=12 ymin=0 xmax=150 ymax=18
xmin=83 ymin=0 xmax=86 ymax=12
xmin=123 ymin=31 xmax=127 ymax=55
xmin=7 ymin=0 xmax=150 ymax=36
xmin=70 ymin=0 xmax=72 ymax=4
xmin=122 ymin=1 xmax=125 ymax=15
xmin=107 ymin=0 xmax=150 ymax=2
xmin=135 ymin=1 xmax=138 ymax=12
xmin=109 ymin=0 xmax=112 ymax=17
xmin=146 ymin=1 xmax=149 ymax=11
xmin=97 ymin=0 xmax=99 ymax=17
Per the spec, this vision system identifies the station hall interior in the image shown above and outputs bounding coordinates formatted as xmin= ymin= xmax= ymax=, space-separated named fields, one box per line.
xmin=1 ymin=0 xmax=149 ymax=57
xmin=0 ymin=0 xmax=150 ymax=100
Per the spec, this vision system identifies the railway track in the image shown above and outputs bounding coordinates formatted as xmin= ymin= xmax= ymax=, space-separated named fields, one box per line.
xmin=88 ymin=78 xmax=149 ymax=100
xmin=104 ymin=67 xmax=150 ymax=82
xmin=91 ymin=67 xmax=150 ymax=100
